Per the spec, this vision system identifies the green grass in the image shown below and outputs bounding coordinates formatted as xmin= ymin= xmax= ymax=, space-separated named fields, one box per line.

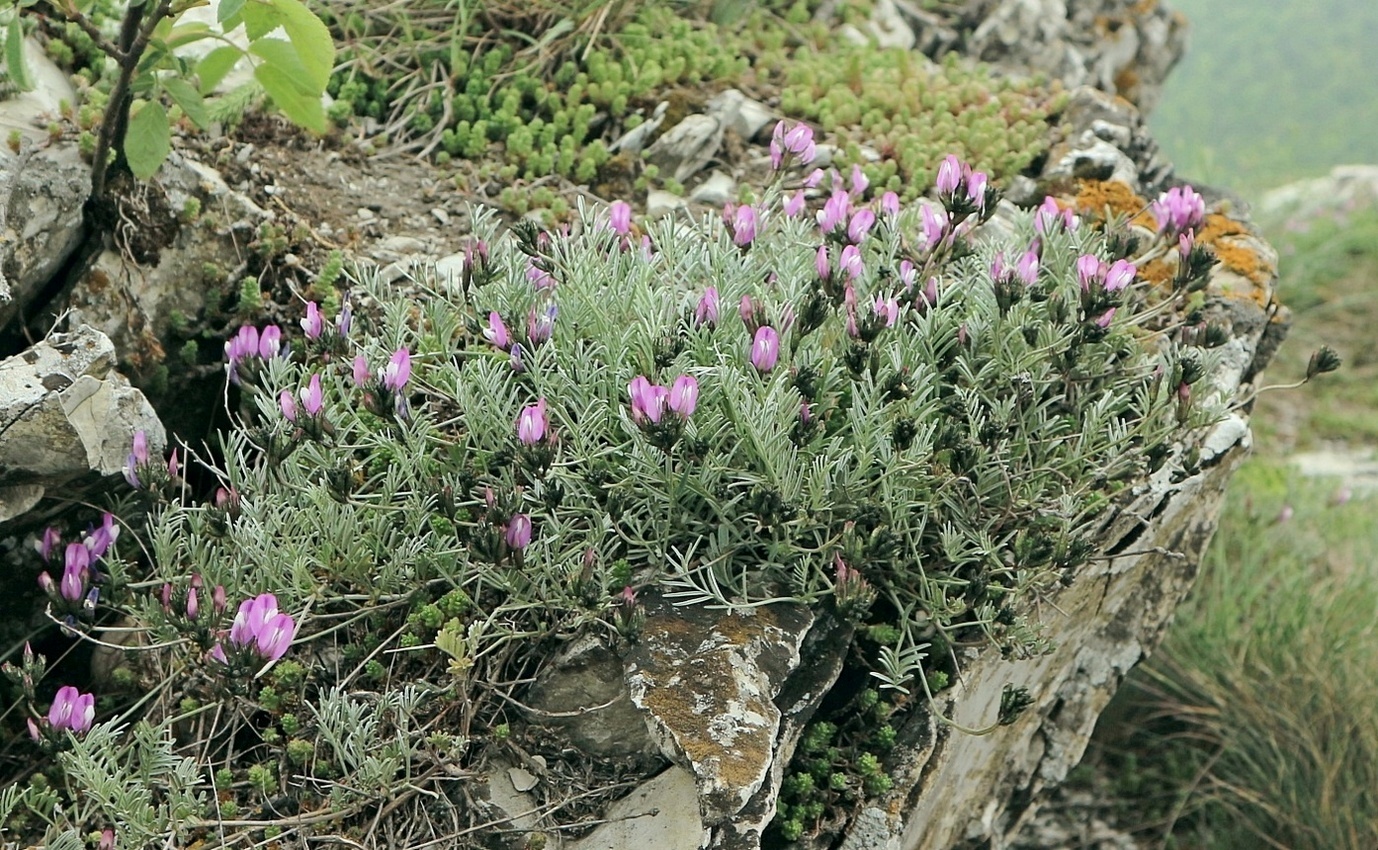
xmin=1251 ymin=205 xmax=1378 ymax=450
xmin=1101 ymin=462 xmax=1378 ymax=849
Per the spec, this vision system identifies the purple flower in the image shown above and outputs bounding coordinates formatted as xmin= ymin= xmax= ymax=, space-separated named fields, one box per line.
xmin=818 ymin=190 xmax=851 ymax=234
xmin=124 ymin=430 xmax=149 ymax=488
xmin=168 ymin=449 xmax=179 ymax=481
xmin=484 ymin=311 xmax=511 ymax=350
xmin=509 ymin=343 xmax=526 ymax=373
xmin=839 ymin=244 xmax=863 ymax=280
xmin=1152 ymin=185 xmax=1205 ymax=237
xmin=301 ymin=302 xmax=323 ymax=340
xmin=898 ymin=259 xmax=917 ymax=292
xmin=966 ymin=170 xmax=988 ymax=210
xmin=61 ymin=543 xmax=90 ymax=603
xmin=729 ymin=204 xmax=758 ymax=247
xmin=668 ymin=375 xmax=699 ymax=418
xmin=505 ymin=514 xmax=532 ymax=550
xmin=628 ymin=376 xmax=668 ymax=425
xmin=1034 ymin=196 xmax=1077 ymax=233
xmin=847 ymin=208 xmax=876 ymax=244
xmin=383 ymin=348 xmax=411 ymax=392
xmin=739 ymin=294 xmax=764 ymax=334
xmin=84 ymin=513 xmax=119 ymax=560
xmin=38 ymin=527 xmax=61 ymax=562
xmin=258 ymin=325 xmax=283 ymax=359
xmin=815 ymin=245 xmax=831 ymax=281
xmin=1076 ymin=254 xmax=1103 ymax=291
xmin=1095 ymin=307 xmax=1116 ymax=328
xmin=47 ymin=685 xmax=95 ymax=734
xmin=300 ymin=374 xmax=324 ymax=417
xmin=881 ymin=191 xmax=900 ymax=218
xmin=228 ymin=593 xmax=297 ymax=664
xmin=920 ymin=204 xmax=947 ymax=249
xmin=750 ymin=326 xmax=780 ymax=373
xmin=608 ymin=200 xmax=632 ymax=236
xmin=1103 ymin=259 xmax=1136 ymax=292
xmin=526 ymin=258 xmax=556 ymax=291
xmin=804 ymin=168 xmax=825 ymax=189
xmin=279 ymin=390 xmax=298 ymax=423
xmin=695 ymin=287 xmax=720 ymax=327
xmin=850 ymin=164 xmax=869 ymax=196
xmin=527 ymin=304 xmax=557 ymax=345
xmin=1015 ymin=249 xmax=1039 ymax=286
xmin=770 ymin=120 xmax=816 ymax=169
xmin=517 ymin=398 xmax=549 ymax=445
xmin=936 ymin=155 xmax=962 ymax=196
xmin=352 ymin=355 xmax=371 ymax=387
xmin=186 ymin=586 xmax=199 ymax=620
xmin=784 ymin=190 xmax=807 ymax=218
xmin=873 ymin=294 xmax=900 ymax=328
xmin=336 ymin=300 xmax=353 ymax=337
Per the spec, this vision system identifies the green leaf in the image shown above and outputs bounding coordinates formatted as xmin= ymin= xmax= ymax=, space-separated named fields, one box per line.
xmin=217 ymin=0 xmax=246 ymax=24
xmin=253 ymin=62 xmax=325 ymax=133
xmin=270 ymin=0 xmax=334 ymax=93
xmin=165 ymin=22 xmax=213 ymax=50
xmin=196 ymin=45 xmax=243 ymax=94
xmin=242 ymin=0 xmax=284 ymax=40
xmin=5 ymin=17 xmax=34 ymax=92
xmin=164 ymin=77 xmax=210 ymax=129
xmin=124 ymin=100 xmax=171 ymax=181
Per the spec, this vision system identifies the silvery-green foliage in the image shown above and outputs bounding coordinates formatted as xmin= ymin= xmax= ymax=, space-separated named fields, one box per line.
xmin=309 ymin=685 xmax=429 ymax=804
xmin=54 ymin=721 xmax=204 ymax=846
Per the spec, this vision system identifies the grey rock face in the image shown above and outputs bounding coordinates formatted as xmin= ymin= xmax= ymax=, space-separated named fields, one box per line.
xmin=0 ymin=325 xmax=164 ymax=524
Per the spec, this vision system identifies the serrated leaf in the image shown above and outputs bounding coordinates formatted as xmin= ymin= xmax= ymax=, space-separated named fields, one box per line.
xmin=271 ymin=0 xmax=334 ymax=93
xmin=124 ymin=100 xmax=171 ymax=180
xmin=217 ymin=0 xmax=246 ymax=24
xmin=253 ymin=62 xmax=325 ymax=133
xmin=196 ymin=45 xmax=242 ymax=94
xmin=242 ymin=0 xmax=284 ymax=40
xmin=5 ymin=18 xmax=34 ymax=92
xmin=164 ymin=77 xmax=209 ymax=129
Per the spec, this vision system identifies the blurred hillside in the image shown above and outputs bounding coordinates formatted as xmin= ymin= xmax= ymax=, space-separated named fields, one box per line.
xmin=1151 ymin=0 xmax=1378 ymax=200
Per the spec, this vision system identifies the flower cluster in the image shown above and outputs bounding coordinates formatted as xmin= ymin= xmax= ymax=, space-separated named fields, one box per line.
xmin=28 ymin=685 xmax=96 ymax=741
xmin=210 ymin=593 xmax=298 ymax=673
xmin=225 ymin=324 xmax=287 ymax=386
xmin=35 ymin=513 xmax=119 ymax=626
xmin=123 ymin=429 xmax=179 ymax=492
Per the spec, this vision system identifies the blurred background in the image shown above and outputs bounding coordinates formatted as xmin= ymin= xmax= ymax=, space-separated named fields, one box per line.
xmin=1066 ymin=1 xmax=1378 ymax=847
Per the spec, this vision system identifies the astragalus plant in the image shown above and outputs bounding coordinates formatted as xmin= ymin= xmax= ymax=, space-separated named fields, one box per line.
xmin=3 ymin=132 xmax=1227 ymax=847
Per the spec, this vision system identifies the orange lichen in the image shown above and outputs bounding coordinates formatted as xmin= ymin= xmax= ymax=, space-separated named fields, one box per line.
xmin=1196 ymin=213 xmax=1276 ymax=288
xmin=1073 ymin=179 xmax=1155 ymax=229
xmin=1139 ymin=257 xmax=1176 ymax=289
xmin=1113 ymin=66 xmax=1140 ymax=100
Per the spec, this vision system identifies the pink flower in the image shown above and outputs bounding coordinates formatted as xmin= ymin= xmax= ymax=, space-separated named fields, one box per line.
xmin=850 ymin=164 xmax=869 ymax=196
xmin=38 ymin=527 xmax=62 ymax=562
xmin=839 ymin=244 xmax=863 ymax=280
xmin=770 ymin=120 xmax=816 ymax=168
xmin=628 ymin=376 xmax=668 ymax=424
xmin=750 ymin=326 xmax=780 ymax=373
xmin=1103 ymin=259 xmax=1136 ymax=292
xmin=517 ymin=398 xmax=548 ymax=445
xmin=230 ymin=593 xmax=281 ymax=649
xmin=1015 ymin=249 xmax=1039 ymax=286
xmin=527 ymin=304 xmax=557 ymax=345
xmin=873 ymin=294 xmax=900 ymax=328
xmin=881 ymin=191 xmax=900 ymax=218
xmin=695 ymin=287 xmax=720 ymax=327
xmin=1151 ymin=185 xmax=1205 ymax=237
xmin=352 ymin=354 xmax=371 ymax=387
xmin=818 ymin=190 xmax=851 ymax=234
xmin=186 ymin=586 xmax=199 ymax=620
xmin=920 ymin=204 xmax=947 ymax=249
xmin=608 ymin=200 xmax=632 ymax=236
xmin=279 ymin=390 xmax=298 ymax=423
xmin=668 ymin=375 xmax=699 ymax=418
xmin=84 ymin=513 xmax=119 ymax=560
xmin=1095 ymin=307 xmax=1116 ymax=328
xmin=784 ymin=190 xmax=807 ymax=218
xmin=1076 ymin=254 xmax=1103 ymax=291
xmin=730 ymin=203 xmax=758 ymax=247
xmin=1034 ymin=196 xmax=1077 ymax=233
xmin=506 ymin=514 xmax=532 ymax=550
xmin=124 ymin=430 xmax=149 ymax=489
xmin=47 ymin=685 xmax=95 ymax=734
xmin=258 ymin=325 xmax=283 ymax=359
xmin=847 ymin=208 xmax=876 ymax=244
xmin=383 ymin=348 xmax=411 ymax=391
xmin=966 ymin=170 xmax=988 ymax=209
xmin=936 ymin=155 xmax=962 ymax=195
xmin=484 ymin=311 xmax=510 ymax=350
xmin=300 ymin=374 xmax=324 ymax=417
xmin=301 ymin=302 xmax=323 ymax=340
xmin=254 ymin=613 xmax=298 ymax=663
xmin=526 ymin=258 xmax=555 ymax=290
xmin=815 ymin=245 xmax=831 ymax=281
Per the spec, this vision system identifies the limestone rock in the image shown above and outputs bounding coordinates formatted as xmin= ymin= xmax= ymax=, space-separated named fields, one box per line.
xmin=707 ymin=90 xmax=776 ymax=143
xmin=63 ymin=151 xmax=271 ymax=363
xmin=0 ymin=325 xmax=165 ymax=525
xmin=1040 ymin=87 xmax=1172 ymax=194
xmin=568 ymin=767 xmax=706 ymax=850
xmin=967 ymin=0 xmax=1187 ymax=114
xmin=0 ymin=40 xmax=89 ymax=331
xmin=524 ymin=634 xmax=655 ymax=758
xmin=646 ymin=114 xmax=724 ymax=184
